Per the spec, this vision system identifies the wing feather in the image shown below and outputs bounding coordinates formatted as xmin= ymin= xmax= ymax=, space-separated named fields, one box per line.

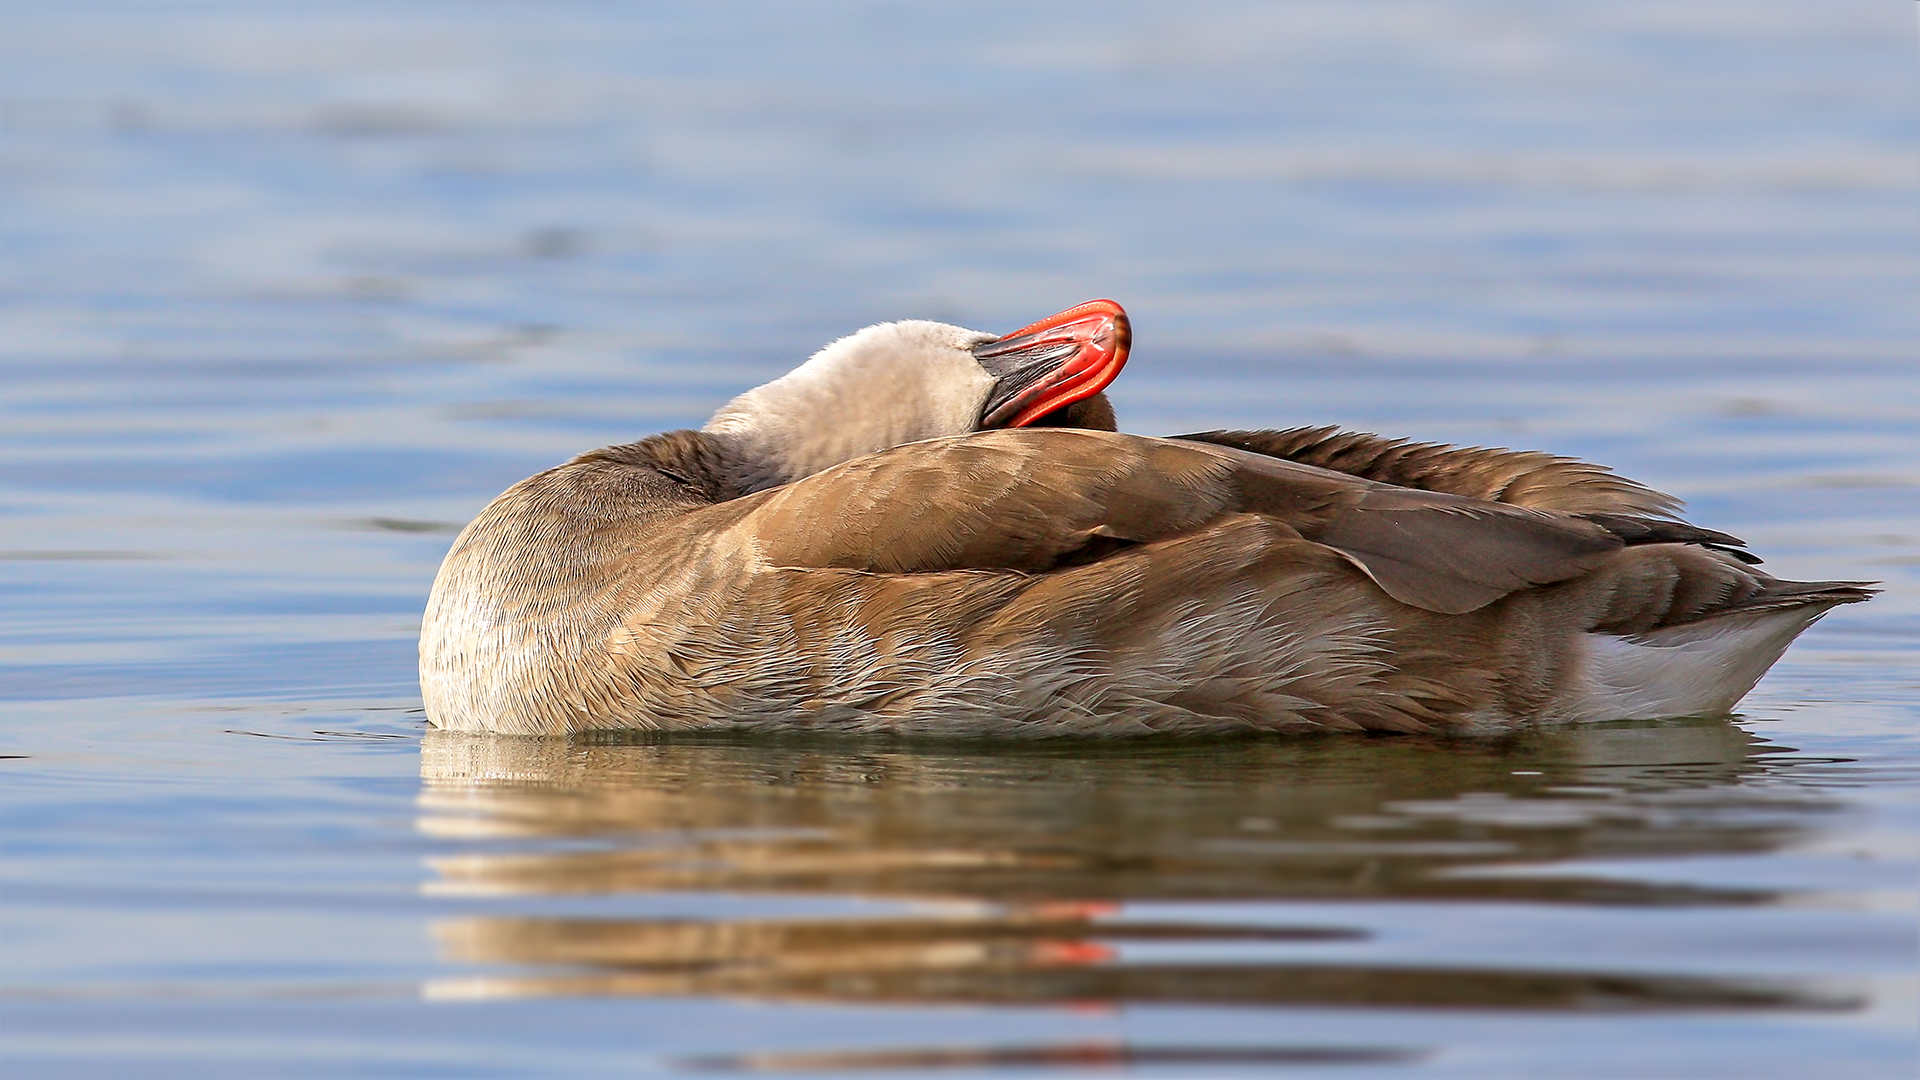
xmin=1178 ymin=427 xmax=1682 ymax=517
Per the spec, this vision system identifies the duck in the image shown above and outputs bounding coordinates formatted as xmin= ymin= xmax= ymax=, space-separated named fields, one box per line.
xmin=419 ymin=299 xmax=1873 ymax=736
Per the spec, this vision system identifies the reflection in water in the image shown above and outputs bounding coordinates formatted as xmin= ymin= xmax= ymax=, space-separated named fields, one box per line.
xmin=418 ymin=723 xmax=1853 ymax=1018
xmin=675 ymin=1043 xmax=1428 ymax=1073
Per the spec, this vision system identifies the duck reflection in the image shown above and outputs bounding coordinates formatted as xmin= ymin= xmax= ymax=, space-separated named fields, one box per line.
xmin=418 ymin=721 xmax=1848 ymax=1012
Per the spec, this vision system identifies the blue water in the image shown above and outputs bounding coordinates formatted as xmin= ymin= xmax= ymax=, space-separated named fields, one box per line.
xmin=3 ymin=2 xmax=1917 ymax=1076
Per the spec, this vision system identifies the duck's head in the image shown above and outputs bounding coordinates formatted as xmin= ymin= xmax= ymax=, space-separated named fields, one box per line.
xmin=704 ymin=299 xmax=1130 ymax=490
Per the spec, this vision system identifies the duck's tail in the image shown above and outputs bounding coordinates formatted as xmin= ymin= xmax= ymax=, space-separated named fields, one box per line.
xmin=1572 ymin=573 xmax=1875 ymax=722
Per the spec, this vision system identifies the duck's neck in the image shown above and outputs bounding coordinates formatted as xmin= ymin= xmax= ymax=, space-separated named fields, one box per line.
xmin=701 ymin=323 xmax=996 ymax=492
xmin=701 ymin=378 xmax=895 ymax=493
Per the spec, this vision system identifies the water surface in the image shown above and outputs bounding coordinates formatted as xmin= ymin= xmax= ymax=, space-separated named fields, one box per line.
xmin=3 ymin=2 xmax=1916 ymax=1076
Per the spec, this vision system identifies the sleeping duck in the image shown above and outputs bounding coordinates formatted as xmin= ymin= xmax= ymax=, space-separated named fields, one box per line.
xmin=420 ymin=300 xmax=1872 ymax=736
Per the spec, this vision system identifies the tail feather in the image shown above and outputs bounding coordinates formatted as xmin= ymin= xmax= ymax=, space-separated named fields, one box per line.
xmin=1585 ymin=541 xmax=1874 ymax=637
xmin=1701 ymin=578 xmax=1878 ymax=619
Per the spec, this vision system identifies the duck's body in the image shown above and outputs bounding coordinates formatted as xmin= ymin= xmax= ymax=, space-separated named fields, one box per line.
xmin=420 ymin=302 xmax=1871 ymax=736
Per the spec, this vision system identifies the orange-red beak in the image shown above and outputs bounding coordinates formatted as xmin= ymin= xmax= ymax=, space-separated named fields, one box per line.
xmin=973 ymin=299 xmax=1131 ymax=429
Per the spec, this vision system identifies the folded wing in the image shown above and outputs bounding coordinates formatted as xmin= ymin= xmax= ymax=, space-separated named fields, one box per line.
xmin=736 ymin=429 xmax=1622 ymax=614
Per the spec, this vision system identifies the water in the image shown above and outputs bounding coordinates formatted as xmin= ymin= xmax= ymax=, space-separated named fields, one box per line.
xmin=3 ymin=2 xmax=1916 ymax=1076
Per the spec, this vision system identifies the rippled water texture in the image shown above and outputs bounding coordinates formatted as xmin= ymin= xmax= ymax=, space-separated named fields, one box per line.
xmin=3 ymin=2 xmax=1917 ymax=1076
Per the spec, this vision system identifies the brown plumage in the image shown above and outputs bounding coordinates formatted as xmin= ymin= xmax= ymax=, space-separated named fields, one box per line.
xmin=419 ymin=302 xmax=1873 ymax=736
